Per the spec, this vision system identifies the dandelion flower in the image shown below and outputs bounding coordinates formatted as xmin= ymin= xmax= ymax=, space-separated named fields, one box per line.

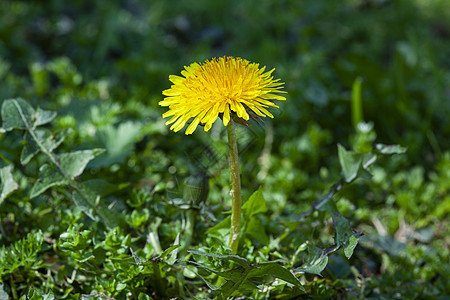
xmin=159 ymin=56 xmax=286 ymax=134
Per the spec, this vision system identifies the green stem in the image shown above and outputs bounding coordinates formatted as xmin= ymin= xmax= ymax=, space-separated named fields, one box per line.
xmin=183 ymin=208 xmax=195 ymax=251
xmin=152 ymin=261 xmax=166 ymax=297
xmin=227 ymin=121 xmax=242 ymax=255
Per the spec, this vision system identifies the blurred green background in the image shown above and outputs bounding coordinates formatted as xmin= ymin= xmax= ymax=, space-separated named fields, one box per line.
xmin=0 ymin=0 xmax=449 ymax=298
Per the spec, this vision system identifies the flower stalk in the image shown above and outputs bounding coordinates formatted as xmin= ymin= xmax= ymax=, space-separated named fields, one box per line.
xmin=227 ymin=120 xmax=242 ymax=254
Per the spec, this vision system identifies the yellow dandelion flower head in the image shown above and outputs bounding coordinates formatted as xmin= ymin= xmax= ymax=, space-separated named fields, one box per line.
xmin=159 ymin=56 xmax=286 ymax=135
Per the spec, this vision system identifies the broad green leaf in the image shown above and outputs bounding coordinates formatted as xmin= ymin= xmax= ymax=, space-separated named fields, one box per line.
xmin=188 ymin=250 xmax=251 ymax=269
xmin=30 ymin=164 xmax=67 ymax=198
xmin=21 ymin=129 xmax=50 ymax=164
xmin=183 ymin=265 xmax=219 ymax=290
xmin=0 ymin=165 xmax=19 ymax=202
xmin=34 ymin=107 xmax=57 ymax=127
xmin=338 ymin=144 xmax=361 ymax=183
xmin=245 ymin=217 xmax=269 ymax=246
xmin=21 ymin=129 xmax=69 ymax=164
xmin=78 ymin=182 xmax=125 ymax=227
xmin=89 ymin=121 xmax=142 ymax=167
xmin=72 ymin=190 xmax=96 ymax=220
xmin=82 ymin=179 xmax=126 ymax=196
xmin=216 ymin=268 xmax=257 ymax=293
xmin=1 ymin=98 xmax=35 ymax=131
xmin=242 ymin=187 xmax=267 ymax=218
xmin=331 ymin=212 xmax=363 ymax=259
xmin=375 ymin=143 xmax=407 ymax=155
xmin=57 ymin=149 xmax=105 ymax=179
xmin=294 ymin=245 xmax=328 ymax=276
xmin=206 ymin=215 xmax=231 ymax=236
xmin=249 ymin=262 xmax=305 ymax=291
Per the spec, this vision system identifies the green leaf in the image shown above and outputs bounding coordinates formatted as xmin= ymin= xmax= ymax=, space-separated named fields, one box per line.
xmin=338 ymin=144 xmax=361 ymax=183
xmin=331 ymin=212 xmax=362 ymax=259
xmin=375 ymin=143 xmax=407 ymax=155
xmin=1 ymin=98 xmax=35 ymax=131
xmin=182 ymin=265 xmax=219 ymax=290
xmin=30 ymin=164 xmax=67 ymax=198
xmin=21 ymin=129 xmax=49 ymax=164
xmin=351 ymin=77 xmax=364 ymax=128
xmin=59 ymin=229 xmax=93 ymax=252
xmin=249 ymin=262 xmax=305 ymax=291
xmin=158 ymin=239 xmax=180 ymax=263
xmin=0 ymin=283 xmax=9 ymax=300
xmin=72 ymin=190 xmax=96 ymax=220
xmin=21 ymin=128 xmax=70 ymax=164
xmin=0 ymin=165 xmax=19 ymax=202
xmin=82 ymin=179 xmax=126 ymax=197
xmin=57 ymin=149 xmax=105 ymax=179
xmin=34 ymin=107 xmax=57 ymax=127
xmin=89 ymin=121 xmax=142 ymax=167
xmin=188 ymin=250 xmax=251 ymax=269
xmin=245 ymin=217 xmax=269 ymax=246
xmin=294 ymin=245 xmax=328 ymax=276
xmin=166 ymin=233 xmax=180 ymax=265
xmin=242 ymin=187 xmax=267 ymax=218
xmin=206 ymin=215 xmax=231 ymax=236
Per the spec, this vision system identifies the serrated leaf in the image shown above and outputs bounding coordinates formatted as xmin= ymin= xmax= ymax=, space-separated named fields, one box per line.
xmin=331 ymin=212 xmax=363 ymax=259
xmin=30 ymin=164 xmax=67 ymax=198
xmin=338 ymin=144 xmax=361 ymax=183
xmin=375 ymin=143 xmax=407 ymax=155
xmin=0 ymin=165 xmax=19 ymax=202
xmin=294 ymin=246 xmax=328 ymax=276
xmin=249 ymin=262 xmax=305 ymax=291
xmin=58 ymin=149 xmax=105 ymax=179
xmin=242 ymin=187 xmax=267 ymax=218
xmin=34 ymin=107 xmax=57 ymax=127
xmin=1 ymin=98 xmax=35 ymax=131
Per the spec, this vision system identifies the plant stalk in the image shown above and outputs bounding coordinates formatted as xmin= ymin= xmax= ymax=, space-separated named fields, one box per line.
xmin=227 ymin=121 xmax=242 ymax=254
